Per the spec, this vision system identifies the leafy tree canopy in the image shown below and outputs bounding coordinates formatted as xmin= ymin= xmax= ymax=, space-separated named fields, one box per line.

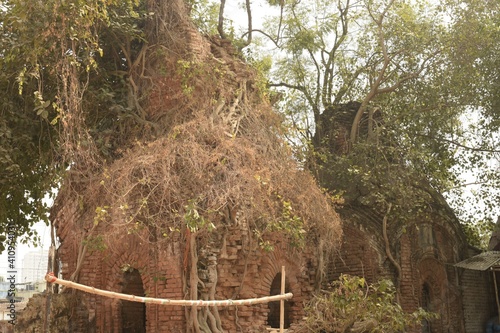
xmin=0 ymin=0 xmax=145 ymax=251
xmin=212 ymin=0 xmax=500 ymax=245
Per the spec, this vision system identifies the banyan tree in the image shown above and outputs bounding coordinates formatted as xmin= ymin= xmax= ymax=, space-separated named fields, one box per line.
xmin=14 ymin=1 xmax=342 ymax=332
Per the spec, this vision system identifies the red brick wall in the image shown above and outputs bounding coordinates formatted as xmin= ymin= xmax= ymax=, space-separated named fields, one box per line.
xmin=53 ymin=185 xmax=490 ymax=333
xmin=327 ymin=223 xmax=388 ymax=284
xmin=330 ymin=213 xmax=470 ymax=333
xmin=401 ymin=222 xmax=469 ymax=333
xmin=212 ymin=228 xmax=317 ymax=332
xmin=53 ymin=196 xmax=319 ymax=332
xmin=399 ymin=233 xmax=419 ymax=314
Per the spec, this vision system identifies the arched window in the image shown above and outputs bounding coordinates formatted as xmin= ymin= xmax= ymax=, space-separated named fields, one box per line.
xmin=267 ymin=273 xmax=292 ymax=329
xmin=121 ymin=269 xmax=146 ymax=333
xmin=421 ymin=283 xmax=432 ymax=333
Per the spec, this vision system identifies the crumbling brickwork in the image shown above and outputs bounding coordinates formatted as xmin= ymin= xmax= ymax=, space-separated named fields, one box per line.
xmin=45 ymin=160 xmax=495 ymax=333
xmin=50 ymin=191 xmax=320 ymax=333
xmin=312 ymin=101 xmax=496 ymax=333
xmin=327 ymin=221 xmax=388 ymax=284
xmin=327 ymin=202 xmax=474 ymax=333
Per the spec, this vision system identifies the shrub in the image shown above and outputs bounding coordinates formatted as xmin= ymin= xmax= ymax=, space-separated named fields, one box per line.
xmin=295 ymin=274 xmax=437 ymax=333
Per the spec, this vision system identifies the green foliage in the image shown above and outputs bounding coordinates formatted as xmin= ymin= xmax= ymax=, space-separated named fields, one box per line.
xmin=93 ymin=206 xmax=110 ymax=226
xmin=297 ymin=274 xmax=437 ymax=333
xmin=176 ymin=60 xmax=200 ymax=96
xmin=462 ymin=217 xmax=496 ymax=250
xmin=250 ymin=0 xmax=500 ymax=235
xmin=316 ymin=127 xmax=456 ymax=226
xmin=176 ymin=58 xmax=225 ymax=97
xmin=188 ymin=0 xmax=219 ymax=35
xmin=251 ymin=174 xmax=311 ymax=250
xmin=0 ymin=0 xmax=146 ymax=250
xmin=0 ymin=59 xmax=57 ymax=250
xmin=270 ymin=198 xmax=305 ymax=248
xmin=2 ymin=0 xmax=499 ymax=252
xmin=253 ymin=195 xmax=306 ymax=251
xmin=184 ymin=199 xmax=216 ymax=233
xmin=82 ymin=234 xmax=107 ymax=252
xmin=438 ymin=0 xmax=500 ymax=237
xmin=244 ymin=51 xmax=273 ymax=99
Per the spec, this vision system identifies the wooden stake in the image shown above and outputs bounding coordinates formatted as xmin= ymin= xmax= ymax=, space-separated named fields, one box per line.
xmin=280 ymin=265 xmax=285 ymax=333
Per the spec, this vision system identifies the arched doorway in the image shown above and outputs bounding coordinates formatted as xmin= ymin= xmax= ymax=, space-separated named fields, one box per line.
xmin=121 ymin=269 xmax=146 ymax=333
xmin=267 ymin=273 xmax=292 ymax=328
xmin=421 ymin=282 xmax=432 ymax=333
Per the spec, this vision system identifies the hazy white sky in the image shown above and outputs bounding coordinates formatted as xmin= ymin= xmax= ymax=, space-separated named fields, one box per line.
xmin=0 ymin=221 xmax=51 ymax=282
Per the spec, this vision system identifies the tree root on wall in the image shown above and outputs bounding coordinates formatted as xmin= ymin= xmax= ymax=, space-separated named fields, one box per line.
xmin=185 ymin=230 xmax=224 ymax=333
xmin=382 ymin=203 xmax=402 ymax=302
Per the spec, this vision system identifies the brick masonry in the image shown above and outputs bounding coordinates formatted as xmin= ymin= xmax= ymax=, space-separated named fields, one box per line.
xmin=48 ymin=188 xmax=498 ymax=333
xmin=313 ymin=101 xmax=496 ymax=333
xmin=50 ymin=191 xmax=319 ymax=333
xmin=328 ymin=204 xmax=495 ymax=333
xmin=460 ymin=247 xmax=496 ymax=333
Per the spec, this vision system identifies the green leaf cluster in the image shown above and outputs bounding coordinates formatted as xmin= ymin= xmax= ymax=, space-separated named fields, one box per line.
xmin=0 ymin=0 xmax=146 ymax=250
xmin=254 ymin=0 xmax=500 ymax=236
xmin=298 ymin=274 xmax=437 ymax=333
xmin=269 ymin=198 xmax=305 ymax=248
xmin=184 ymin=199 xmax=216 ymax=233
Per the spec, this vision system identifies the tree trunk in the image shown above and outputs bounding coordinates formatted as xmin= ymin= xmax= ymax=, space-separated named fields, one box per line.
xmin=382 ymin=203 xmax=402 ymax=302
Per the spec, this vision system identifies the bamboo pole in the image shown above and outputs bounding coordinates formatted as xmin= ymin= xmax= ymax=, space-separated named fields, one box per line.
xmin=280 ymin=265 xmax=285 ymax=333
xmin=45 ymin=273 xmax=293 ymax=306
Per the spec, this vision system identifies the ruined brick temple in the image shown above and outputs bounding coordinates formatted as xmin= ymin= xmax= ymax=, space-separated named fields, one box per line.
xmin=16 ymin=1 xmax=343 ymax=332
xmin=50 ymin=192 xmax=325 ymax=332
xmin=313 ymin=102 xmax=496 ymax=333
xmin=14 ymin=1 xmax=498 ymax=332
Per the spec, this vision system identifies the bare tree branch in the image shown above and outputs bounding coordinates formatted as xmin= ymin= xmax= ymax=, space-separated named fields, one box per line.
xmin=382 ymin=203 xmax=401 ymax=302
xmin=349 ymin=0 xmax=395 ymax=147
xmin=418 ymin=134 xmax=500 ymax=153
xmin=269 ymin=81 xmax=320 ymax=117
xmin=444 ymin=182 xmax=496 ymax=192
xmin=241 ymin=29 xmax=280 ymax=48
xmin=238 ymin=0 xmax=253 ymax=48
